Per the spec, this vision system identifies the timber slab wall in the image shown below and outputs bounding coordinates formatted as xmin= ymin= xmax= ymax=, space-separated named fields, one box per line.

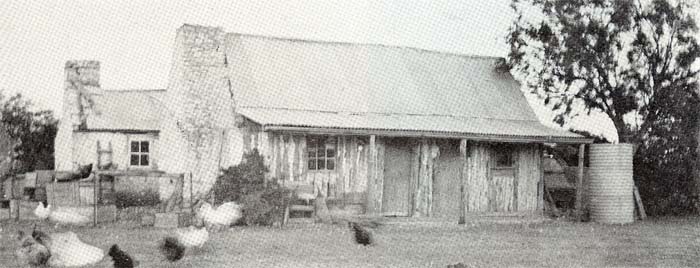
xmin=242 ymin=124 xmax=546 ymax=219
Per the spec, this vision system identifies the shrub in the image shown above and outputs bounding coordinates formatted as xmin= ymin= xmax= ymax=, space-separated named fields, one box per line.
xmin=213 ymin=149 xmax=291 ymax=226
xmin=114 ymin=189 xmax=160 ymax=209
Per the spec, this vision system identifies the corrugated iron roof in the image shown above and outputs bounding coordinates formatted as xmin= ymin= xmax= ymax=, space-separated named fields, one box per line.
xmin=84 ymin=89 xmax=165 ymax=132
xmin=227 ymin=34 xmax=588 ymax=143
xmin=239 ymin=107 xmax=584 ymax=143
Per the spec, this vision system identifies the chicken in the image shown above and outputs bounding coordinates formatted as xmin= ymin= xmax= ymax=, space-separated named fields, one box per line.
xmin=78 ymin=163 xmax=93 ymax=179
xmin=15 ymin=230 xmax=51 ymax=268
xmin=157 ymin=225 xmax=208 ymax=263
xmin=196 ymin=201 xmax=242 ymax=231
xmin=31 ymin=224 xmax=50 ymax=246
xmin=108 ymin=244 xmax=139 ymax=268
xmin=35 ymin=201 xmax=91 ymax=226
xmin=63 ymin=163 xmax=94 ymax=182
xmin=33 ymin=201 xmax=51 ymax=220
xmin=48 ymin=207 xmax=90 ymax=226
xmin=159 ymin=236 xmax=185 ymax=262
xmin=348 ymin=221 xmax=373 ymax=246
xmin=40 ymin=231 xmax=104 ymax=267
xmin=175 ymin=225 xmax=209 ymax=249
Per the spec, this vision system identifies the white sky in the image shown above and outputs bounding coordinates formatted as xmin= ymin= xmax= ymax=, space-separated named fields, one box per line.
xmin=1 ymin=0 xmax=671 ymax=142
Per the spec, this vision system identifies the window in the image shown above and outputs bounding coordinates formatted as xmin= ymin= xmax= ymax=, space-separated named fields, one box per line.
xmin=130 ymin=141 xmax=150 ymax=167
xmin=307 ymin=136 xmax=336 ymax=171
xmin=493 ymin=144 xmax=515 ymax=168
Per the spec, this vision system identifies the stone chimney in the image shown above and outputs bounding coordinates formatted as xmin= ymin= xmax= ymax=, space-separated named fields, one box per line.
xmin=63 ymin=60 xmax=101 ymax=130
xmin=65 ymin=60 xmax=100 ymax=87
xmin=55 ymin=60 xmax=100 ymax=171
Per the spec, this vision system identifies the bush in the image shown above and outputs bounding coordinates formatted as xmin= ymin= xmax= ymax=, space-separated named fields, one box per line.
xmin=213 ymin=149 xmax=291 ymax=226
xmin=114 ymin=189 xmax=160 ymax=209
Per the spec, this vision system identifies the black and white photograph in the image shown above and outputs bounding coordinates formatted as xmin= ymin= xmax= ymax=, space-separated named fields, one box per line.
xmin=1 ymin=1 xmax=700 ymax=267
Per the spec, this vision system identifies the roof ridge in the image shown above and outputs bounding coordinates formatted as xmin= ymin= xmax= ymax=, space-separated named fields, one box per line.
xmin=238 ymin=106 xmax=541 ymax=123
xmin=227 ymin=32 xmax=503 ymax=60
xmin=173 ymin=22 xmax=502 ymax=59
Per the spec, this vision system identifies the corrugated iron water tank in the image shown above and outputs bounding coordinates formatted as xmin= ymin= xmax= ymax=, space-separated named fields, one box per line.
xmin=588 ymin=143 xmax=634 ymax=223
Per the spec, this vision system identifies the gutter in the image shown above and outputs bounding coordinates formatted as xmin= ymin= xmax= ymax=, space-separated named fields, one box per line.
xmin=262 ymin=125 xmax=595 ymax=144
xmin=74 ymin=129 xmax=160 ymax=134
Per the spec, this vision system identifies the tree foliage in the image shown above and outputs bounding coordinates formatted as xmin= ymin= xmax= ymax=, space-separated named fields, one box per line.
xmin=507 ymin=0 xmax=700 ymax=142
xmin=508 ymin=0 xmax=700 ymax=215
xmin=634 ymin=83 xmax=700 ymax=215
xmin=0 ymin=92 xmax=58 ymax=174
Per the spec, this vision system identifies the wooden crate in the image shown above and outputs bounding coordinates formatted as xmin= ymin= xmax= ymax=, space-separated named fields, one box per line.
xmin=12 ymin=200 xmax=41 ymax=220
xmin=154 ymin=212 xmax=191 ymax=228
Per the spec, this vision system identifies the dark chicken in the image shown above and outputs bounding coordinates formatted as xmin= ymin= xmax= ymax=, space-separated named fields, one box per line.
xmin=108 ymin=244 xmax=139 ymax=268
xmin=159 ymin=236 xmax=186 ymax=262
xmin=348 ymin=221 xmax=373 ymax=246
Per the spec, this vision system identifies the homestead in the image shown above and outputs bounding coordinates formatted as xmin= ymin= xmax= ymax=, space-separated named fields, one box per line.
xmin=54 ymin=24 xmax=592 ymax=221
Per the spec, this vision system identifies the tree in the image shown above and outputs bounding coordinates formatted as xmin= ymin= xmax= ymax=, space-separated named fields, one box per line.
xmin=633 ymin=82 xmax=700 ymax=215
xmin=507 ymin=0 xmax=700 ymax=143
xmin=0 ymin=92 xmax=58 ymax=174
xmin=0 ymin=124 xmax=17 ymax=178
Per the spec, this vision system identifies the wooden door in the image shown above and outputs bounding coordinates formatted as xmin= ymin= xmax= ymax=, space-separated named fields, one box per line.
xmin=433 ymin=140 xmax=462 ymax=219
xmin=382 ymin=139 xmax=412 ymax=216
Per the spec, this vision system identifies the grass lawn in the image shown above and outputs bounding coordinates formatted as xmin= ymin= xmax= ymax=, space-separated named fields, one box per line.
xmin=1 ymin=216 xmax=699 ymax=267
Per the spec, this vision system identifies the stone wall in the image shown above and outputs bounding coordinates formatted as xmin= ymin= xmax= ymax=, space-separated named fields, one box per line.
xmin=160 ymin=24 xmax=242 ymax=203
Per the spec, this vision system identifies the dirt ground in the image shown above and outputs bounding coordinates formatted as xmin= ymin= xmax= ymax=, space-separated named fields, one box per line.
xmin=1 ymin=216 xmax=699 ymax=268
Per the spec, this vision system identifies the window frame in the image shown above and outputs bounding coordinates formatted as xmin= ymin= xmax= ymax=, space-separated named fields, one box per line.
xmin=306 ymin=136 xmax=336 ymax=171
xmin=129 ymin=140 xmax=151 ymax=168
xmin=492 ymin=143 xmax=516 ymax=169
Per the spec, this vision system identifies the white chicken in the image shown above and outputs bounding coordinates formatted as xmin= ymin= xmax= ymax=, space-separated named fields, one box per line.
xmin=175 ymin=225 xmax=209 ymax=249
xmin=48 ymin=208 xmax=90 ymax=226
xmin=42 ymin=231 xmax=104 ymax=267
xmin=33 ymin=201 xmax=51 ymax=220
xmin=196 ymin=201 xmax=242 ymax=231
xmin=33 ymin=202 xmax=90 ymax=226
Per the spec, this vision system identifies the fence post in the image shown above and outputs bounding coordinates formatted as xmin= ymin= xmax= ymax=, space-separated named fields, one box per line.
xmin=189 ymin=172 xmax=194 ymax=215
xmin=575 ymin=144 xmax=585 ymax=221
xmin=93 ymin=171 xmax=98 ymax=227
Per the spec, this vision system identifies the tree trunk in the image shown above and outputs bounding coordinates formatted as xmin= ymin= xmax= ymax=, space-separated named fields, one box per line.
xmin=611 ymin=114 xmax=631 ymax=143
